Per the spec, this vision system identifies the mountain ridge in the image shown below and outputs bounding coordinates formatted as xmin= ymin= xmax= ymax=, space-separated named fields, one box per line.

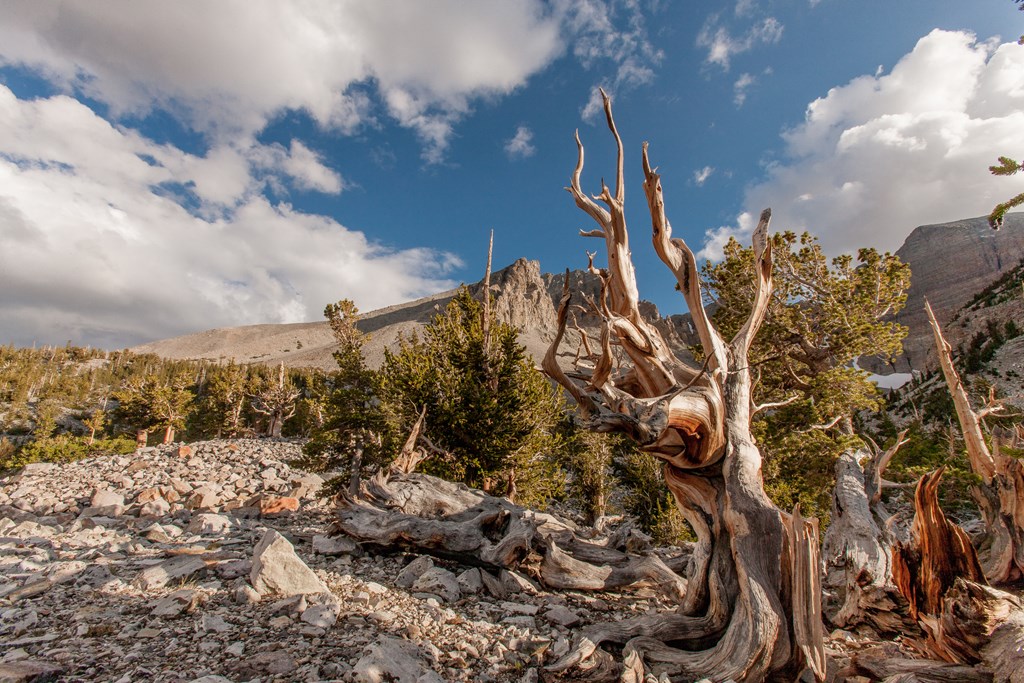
xmin=132 ymin=213 xmax=1024 ymax=377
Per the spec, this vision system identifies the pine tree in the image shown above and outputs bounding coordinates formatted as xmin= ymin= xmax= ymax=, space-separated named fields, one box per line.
xmin=702 ymin=232 xmax=911 ymax=520
xmin=380 ymin=287 xmax=567 ymax=504
xmin=299 ymin=300 xmax=393 ymax=495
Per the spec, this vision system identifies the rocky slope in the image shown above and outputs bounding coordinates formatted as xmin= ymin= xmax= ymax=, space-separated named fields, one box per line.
xmin=0 ymin=440 xmax=896 ymax=682
xmin=131 ymin=259 xmax=697 ymax=371
xmin=0 ymin=441 xmax=682 ymax=682
xmin=882 ymin=213 xmax=1024 ymax=373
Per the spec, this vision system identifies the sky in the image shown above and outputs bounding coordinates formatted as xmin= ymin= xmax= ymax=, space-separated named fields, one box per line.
xmin=1 ymin=1 xmax=1023 ymax=349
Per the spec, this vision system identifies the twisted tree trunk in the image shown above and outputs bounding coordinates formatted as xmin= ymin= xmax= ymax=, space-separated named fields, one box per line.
xmin=542 ymin=90 xmax=824 ymax=682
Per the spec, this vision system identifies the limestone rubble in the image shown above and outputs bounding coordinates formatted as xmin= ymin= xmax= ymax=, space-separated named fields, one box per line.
xmin=0 ymin=440 xmax=681 ymax=682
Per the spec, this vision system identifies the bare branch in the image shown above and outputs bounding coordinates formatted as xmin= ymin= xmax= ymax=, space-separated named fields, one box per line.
xmin=751 ymin=394 xmax=800 ymax=418
xmin=731 ymin=209 xmax=774 ymax=354
xmin=925 ymin=299 xmax=996 ymax=483
xmin=642 ymin=142 xmax=728 ymax=380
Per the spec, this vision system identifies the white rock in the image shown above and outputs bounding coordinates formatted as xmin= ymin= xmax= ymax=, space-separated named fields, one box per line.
xmin=186 ymin=513 xmax=232 ymax=536
xmin=134 ymin=556 xmax=206 ymax=591
xmin=250 ymin=529 xmax=326 ymax=597
xmin=352 ymin=636 xmax=446 ymax=683
xmin=412 ymin=567 xmax=461 ymax=603
xmin=396 ymin=555 xmax=434 ymax=589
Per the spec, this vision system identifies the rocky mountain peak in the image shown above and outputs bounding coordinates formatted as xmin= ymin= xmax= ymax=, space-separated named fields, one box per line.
xmin=884 ymin=213 xmax=1024 ymax=372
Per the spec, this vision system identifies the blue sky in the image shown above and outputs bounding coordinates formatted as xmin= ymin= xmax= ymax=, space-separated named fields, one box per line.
xmin=1 ymin=1 xmax=1022 ymax=348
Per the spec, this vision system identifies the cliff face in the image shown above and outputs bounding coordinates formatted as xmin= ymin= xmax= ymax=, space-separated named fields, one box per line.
xmin=131 ymin=258 xmax=697 ymax=371
xmin=883 ymin=213 xmax=1024 ymax=372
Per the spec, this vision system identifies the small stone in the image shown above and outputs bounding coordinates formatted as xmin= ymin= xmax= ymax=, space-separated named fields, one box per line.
xmin=258 ymin=496 xmax=299 ymax=516
xmin=411 ymin=567 xmax=461 ymax=603
xmin=224 ymin=642 xmax=245 ymax=657
xmin=312 ymin=534 xmax=359 ymax=556
xmin=396 ymin=555 xmax=434 ymax=588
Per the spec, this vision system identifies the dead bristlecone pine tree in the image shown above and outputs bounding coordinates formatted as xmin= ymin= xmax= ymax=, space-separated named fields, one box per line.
xmin=541 ymin=89 xmax=825 ymax=682
xmin=251 ymin=362 xmax=300 ymax=438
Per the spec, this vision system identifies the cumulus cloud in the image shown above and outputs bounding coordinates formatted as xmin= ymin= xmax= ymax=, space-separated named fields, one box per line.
xmin=698 ymin=30 xmax=1024 ymax=260
xmin=694 ymin=166 xmax=715 ymax=186
xmin=0 ymin=85 xmax=461 ymax=347
xmin=0 ymin=1 xmax=565 ymax=163
xmin=698 ymin=15 xmax=783 ymax=70
xmin=504 ymin=126 xmax=536 ymax=159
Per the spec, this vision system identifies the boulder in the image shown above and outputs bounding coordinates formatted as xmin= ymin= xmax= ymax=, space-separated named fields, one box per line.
xmin=352 ymin=636 xmax=445 ymax=683
xmin=250 ymin=529 xmax=325 ymax=597
xmin=411 ymin=567 xmax=461 ymax=603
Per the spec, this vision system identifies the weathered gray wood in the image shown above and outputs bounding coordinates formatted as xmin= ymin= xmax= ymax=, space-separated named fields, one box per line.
xmin=822 ymin=447 xmax=910 ymax=633
xmin=542 ymin=89 xmax=823 ymax=682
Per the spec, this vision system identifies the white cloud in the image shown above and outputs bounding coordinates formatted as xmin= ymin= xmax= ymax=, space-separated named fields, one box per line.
xmin=0 ymin=85 xmax=461 ymax=347
xmin=553 ymin=0 xmax=663 ymax=122
xmin=504 ymin=126 xmax=536 ymax=159
xmin=734 ymin=73 xmax=755 ymax=106
xmin=698 ymin=16 xmax=783 ymax=70
xmin=280 ymin=141 xmax=344 ymax=194
xmin=694 ymin=166 xmax=714 ymax=186
xmin=699 ymin=30 xmax=1024 ymax=260
xmin=0 ymin=1 xmax=566 ymax=163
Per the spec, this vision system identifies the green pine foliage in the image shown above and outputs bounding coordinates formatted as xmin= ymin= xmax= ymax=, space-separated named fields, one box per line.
xmin=379 ymin=288 xmax=568 ymax=505
xmin=296 ymin=300 xmax=396 ymax=495
xmin=703 ymin=232 xmax=911 ymax=524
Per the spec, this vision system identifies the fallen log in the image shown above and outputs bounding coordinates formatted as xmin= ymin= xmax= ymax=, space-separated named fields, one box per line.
xmin=333 ymin=471 xmax=691 ymax=598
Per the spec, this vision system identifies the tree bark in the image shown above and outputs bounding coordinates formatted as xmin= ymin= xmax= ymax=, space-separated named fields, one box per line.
xmin=541 ymin=89 xmax=823 ymax=682
xmin=891 ymin=468 xmax=1024 ymax=678
xmin=925 ymin=300 xmax=1024 ymax=583
xmin=821 ymin=441 xmax=913 ymax=633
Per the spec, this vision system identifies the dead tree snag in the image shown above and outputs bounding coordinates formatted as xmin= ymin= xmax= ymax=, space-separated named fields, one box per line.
xmin=543 ymin=89 xmax=824 ymax=682
xmin=926 ymin=300 xmax=1024 ymax=583
xmin=822 ymin=437 xmax=914 ymax=633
